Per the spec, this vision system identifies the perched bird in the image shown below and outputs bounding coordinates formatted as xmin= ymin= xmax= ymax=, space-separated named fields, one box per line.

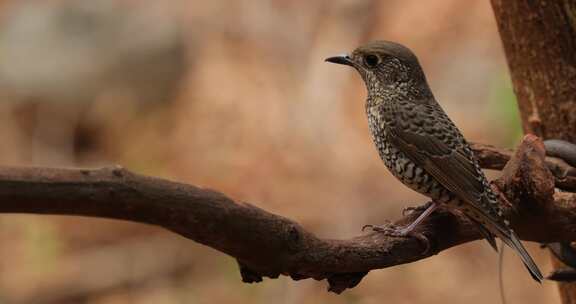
xmin=325 ymin=40 xmax=543 ymax=282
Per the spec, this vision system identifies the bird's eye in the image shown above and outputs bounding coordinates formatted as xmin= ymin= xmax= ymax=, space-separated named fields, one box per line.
xmin=363 ymin=54 xmax=379 ymax=67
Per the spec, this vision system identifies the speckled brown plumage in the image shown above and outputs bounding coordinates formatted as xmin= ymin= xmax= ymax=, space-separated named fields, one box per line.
xmin=326 ymin=40 xmax=543 ymax=282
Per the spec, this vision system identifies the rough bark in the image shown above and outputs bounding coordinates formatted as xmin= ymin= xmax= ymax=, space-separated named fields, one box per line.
xmin=491 ymin=0 xmax=576 ymax=302
xmin=491 ymin=0 xmax=576 ymax=141
xmin=1 ymin=136 xmax=575 ymax=293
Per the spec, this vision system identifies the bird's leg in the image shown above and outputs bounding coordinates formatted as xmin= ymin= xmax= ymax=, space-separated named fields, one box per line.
xmin=362 ymin=201 xmax=438 ymax=234
xmin=363 ymin=202 xmax=438 ymax=254
xmin=402 ymin=201 xmax=434 ymax=216
xmin=396 ymin=201 xmax=438 ymax=234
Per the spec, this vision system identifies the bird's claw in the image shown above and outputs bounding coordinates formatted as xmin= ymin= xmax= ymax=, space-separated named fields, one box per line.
xmin=362 ymin=223 xmax=390 ymax=233
xmin=362 ymin=222 xmax=431 ymax=255
xmin=362 ymin=219 xmax=397 ymax=232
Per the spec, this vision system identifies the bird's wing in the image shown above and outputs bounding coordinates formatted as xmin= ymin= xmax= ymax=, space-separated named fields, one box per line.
xmin=388 ymin=101 xmax=543 ymax=281
xmin=382 ymin=99 xmax=543 ymax=282
xmin=386 ymin=100 xmax=503 ymax=225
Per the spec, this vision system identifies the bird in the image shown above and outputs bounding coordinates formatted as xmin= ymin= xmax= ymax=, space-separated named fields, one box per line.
xmin=325 ymin=40 xmax=543 ymax=282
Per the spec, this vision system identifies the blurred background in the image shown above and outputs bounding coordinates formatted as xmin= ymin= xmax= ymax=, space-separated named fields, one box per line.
xmin=0 ymin=0 xmax=557 ymax=303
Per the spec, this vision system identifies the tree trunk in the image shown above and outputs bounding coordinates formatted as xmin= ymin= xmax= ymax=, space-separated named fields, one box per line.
xmin=491 ymin=0 xmax=576 ymax=303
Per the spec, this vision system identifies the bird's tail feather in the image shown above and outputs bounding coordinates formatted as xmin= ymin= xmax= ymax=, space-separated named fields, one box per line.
xmin=499 ymin=229 xmax=543 ymax=283
xmin=468 ymin=202 xmax=543 ymax=282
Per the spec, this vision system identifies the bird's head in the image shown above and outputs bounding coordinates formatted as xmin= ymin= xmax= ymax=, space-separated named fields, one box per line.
xmin=325 ymin=40 xmax=429 ymax=99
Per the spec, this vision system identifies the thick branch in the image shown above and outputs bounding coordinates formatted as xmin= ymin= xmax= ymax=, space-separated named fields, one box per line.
xmin=1 ymin=135 xmax=575 ymax=293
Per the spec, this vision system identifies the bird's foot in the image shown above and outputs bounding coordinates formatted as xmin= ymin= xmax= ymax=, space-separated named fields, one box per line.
xmin=362 ymin=221 xmax=431 ymax=254
xmin=402 ymin=201 xmax=434 ymax=216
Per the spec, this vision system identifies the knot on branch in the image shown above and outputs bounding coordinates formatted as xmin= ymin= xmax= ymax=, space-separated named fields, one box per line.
xmin=497 ymin=135 xmax=556 ymax=213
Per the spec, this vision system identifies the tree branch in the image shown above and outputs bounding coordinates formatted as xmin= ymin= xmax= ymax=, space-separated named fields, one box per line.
xmin=1 ymin=135 xmax=575 ymax=293
xmin=471 ymin=141 xmax=576 ymax=191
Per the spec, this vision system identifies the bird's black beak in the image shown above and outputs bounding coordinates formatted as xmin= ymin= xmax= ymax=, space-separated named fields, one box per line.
xmin=325 ymin=54 xmax=353 ymax=66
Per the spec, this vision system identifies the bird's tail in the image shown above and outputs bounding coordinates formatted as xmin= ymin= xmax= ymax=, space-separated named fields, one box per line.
xmin=498 ymin=229 xmax=543 ymax=283
xmin=470 ymin=196 xmax=543 ymax=282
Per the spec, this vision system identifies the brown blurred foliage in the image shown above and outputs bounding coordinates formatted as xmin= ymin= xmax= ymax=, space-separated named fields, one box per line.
xmin=0 ymin=0 xmax=558 ymax=303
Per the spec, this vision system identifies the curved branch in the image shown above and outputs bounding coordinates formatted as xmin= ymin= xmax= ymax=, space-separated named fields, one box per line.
xmin=0 ymin=135 xmax=575 ymax=293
